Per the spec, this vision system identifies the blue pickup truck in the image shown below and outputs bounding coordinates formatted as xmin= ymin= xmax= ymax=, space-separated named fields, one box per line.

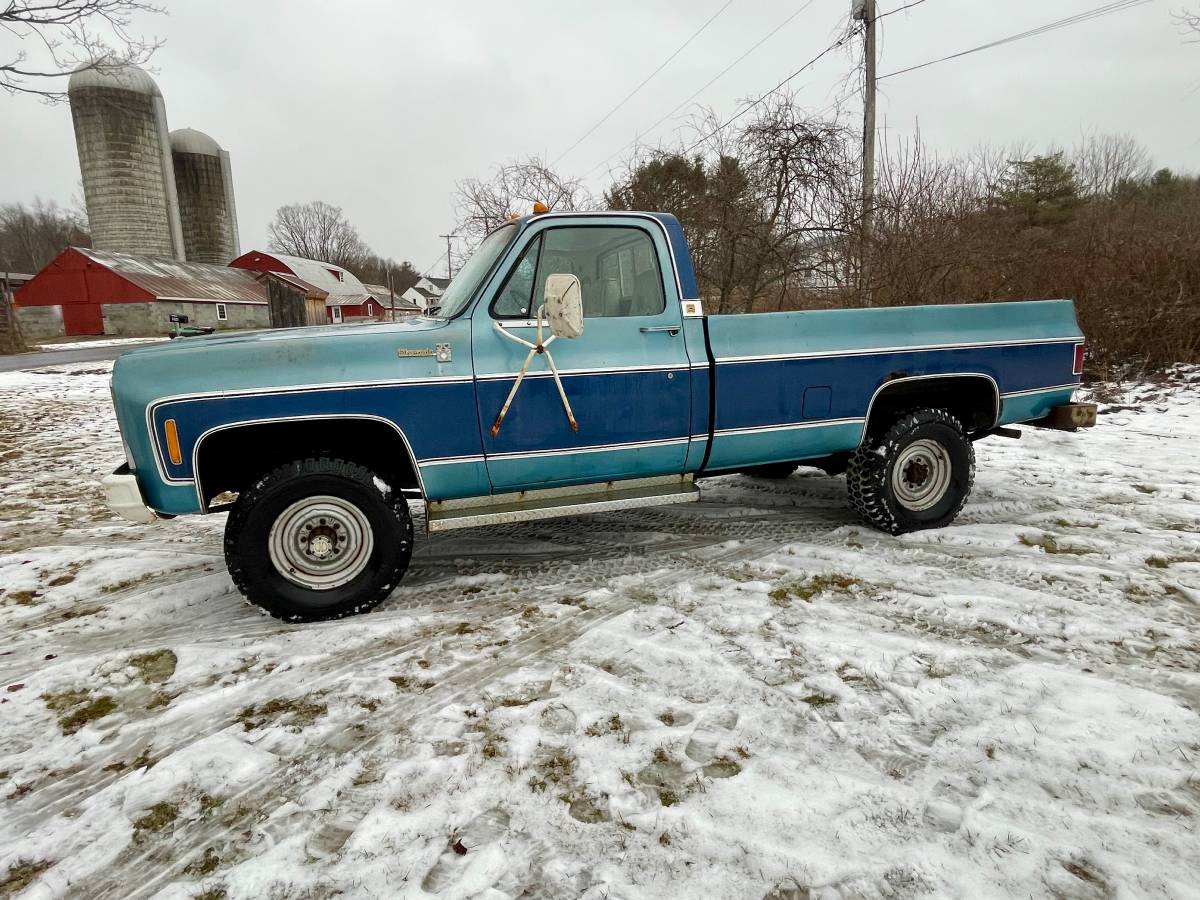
xmin=105 ymin=211 xmax=1094 ymax=621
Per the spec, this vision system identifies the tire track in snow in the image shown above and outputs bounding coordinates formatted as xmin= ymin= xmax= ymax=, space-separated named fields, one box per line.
xmin=13 ymin=511 xmax=845 ymax=853
xmin=80 ymin=531 xmax=824 ymax=899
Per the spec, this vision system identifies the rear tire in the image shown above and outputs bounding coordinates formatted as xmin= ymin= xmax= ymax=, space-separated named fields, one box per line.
xmin=846 ymin=408 xmax=974 ymax=535
xmin=224 ymin=457 xmax=413 ymax=622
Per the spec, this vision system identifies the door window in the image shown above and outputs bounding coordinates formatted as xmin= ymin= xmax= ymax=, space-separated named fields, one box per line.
xmin=492 ymin=225 xmax=665 ymax=319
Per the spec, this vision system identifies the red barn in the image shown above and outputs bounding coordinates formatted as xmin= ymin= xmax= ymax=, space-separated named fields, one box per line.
xmin=228 ymin=251 xmax=379 ymax=323
xmin=14 ymin=246 xmax=267 ymax=338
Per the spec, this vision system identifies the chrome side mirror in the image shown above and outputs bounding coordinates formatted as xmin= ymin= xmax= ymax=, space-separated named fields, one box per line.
xmin=543 ymin=274 xmax=584 ymax=339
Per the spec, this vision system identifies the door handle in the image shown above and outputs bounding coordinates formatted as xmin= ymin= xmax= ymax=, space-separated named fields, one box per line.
xmin=640 ymin=326 xmax=680 ymax=335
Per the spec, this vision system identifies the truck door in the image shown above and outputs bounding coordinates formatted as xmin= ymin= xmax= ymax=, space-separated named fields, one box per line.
xmin=471 ymin=219 xmax=691 ymax=493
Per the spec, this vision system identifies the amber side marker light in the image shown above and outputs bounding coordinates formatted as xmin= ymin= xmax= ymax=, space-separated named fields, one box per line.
xmin=163 ymin=419 xmax=183 ymax=465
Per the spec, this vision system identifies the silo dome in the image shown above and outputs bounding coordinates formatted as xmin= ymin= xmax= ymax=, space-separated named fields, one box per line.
xmin=170 ymin=128 xmax=241 ymax=264
xmin=169 ymin=128 xmax=221 ymax=156
xmin=68 ymin=63 xmax=162 ymax=97
xmin=68 ymin=63 xmax=184 ymax=260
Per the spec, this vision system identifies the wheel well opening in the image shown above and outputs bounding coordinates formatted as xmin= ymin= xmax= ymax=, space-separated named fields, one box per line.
xmin=195 ymin=418 xmax=421 ymax=511
xmin=864 ymin=376 xmax=998 ymax=441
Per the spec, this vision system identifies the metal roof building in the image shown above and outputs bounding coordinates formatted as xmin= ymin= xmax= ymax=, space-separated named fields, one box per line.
xmin=14 ymin=246 xmax=267 ymax=337
xmin=228 ymin=250 xmax=368 ymax=296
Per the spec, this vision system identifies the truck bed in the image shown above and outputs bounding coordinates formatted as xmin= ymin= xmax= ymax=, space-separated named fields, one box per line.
xmin=701 ymin=299 xmax=1083 ymax=471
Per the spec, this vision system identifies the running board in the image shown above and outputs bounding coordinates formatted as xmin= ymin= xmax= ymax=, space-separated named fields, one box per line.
xmin=425 ymin=475 xmax=699 ymax=532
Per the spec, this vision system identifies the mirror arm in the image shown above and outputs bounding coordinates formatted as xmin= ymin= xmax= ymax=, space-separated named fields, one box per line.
xmin=489 ymin=305 xmax=578 ymax=437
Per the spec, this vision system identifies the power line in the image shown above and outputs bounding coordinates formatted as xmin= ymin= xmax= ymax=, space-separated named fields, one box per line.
xmin=879 ymin=0 xmax=1151 ymax=80
xmin=580 ymin=1 xmax=816 ymax=180
xmin=550 ymin=0 xmax=735 ymax=168
xmin=676 ymin=25 xmax=863 ymax=158
xmin=420 ymin=248 xmax=447 ymax=279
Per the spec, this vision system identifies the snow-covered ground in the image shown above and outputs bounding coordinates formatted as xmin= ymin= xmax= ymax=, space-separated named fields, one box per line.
xmin=34 ymin=337 xmax=168 ymax=352
xmin=1 ymin=363 xmax=1198 ymax=900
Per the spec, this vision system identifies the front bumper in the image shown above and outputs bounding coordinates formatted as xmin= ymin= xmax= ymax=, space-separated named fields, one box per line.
xmin=102 ymin=464 xmax=159 ymax=525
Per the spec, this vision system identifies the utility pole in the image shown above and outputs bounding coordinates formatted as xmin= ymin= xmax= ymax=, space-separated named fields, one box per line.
xmin=856 ymin=0 xmax=877 ymax=306
xmin=439 ymin=233 xmax=456 ymax=280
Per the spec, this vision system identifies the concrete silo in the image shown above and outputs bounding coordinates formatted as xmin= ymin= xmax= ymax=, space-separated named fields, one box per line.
xmin=170 ymin=128 xmax=241 ymax=264
xmin=68 ymin=64 xmax=185 ymax=260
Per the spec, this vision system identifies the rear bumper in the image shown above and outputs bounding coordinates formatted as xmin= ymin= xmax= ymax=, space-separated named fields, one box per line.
xmin=102 ymin=464 xmax=159 ymax=525
xmin=1035 ymin=402 xmax=1097 ymax=430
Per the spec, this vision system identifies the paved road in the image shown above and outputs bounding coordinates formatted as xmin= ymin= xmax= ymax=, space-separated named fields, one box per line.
xmin=0 ymin=344 xmax=133 ymax=372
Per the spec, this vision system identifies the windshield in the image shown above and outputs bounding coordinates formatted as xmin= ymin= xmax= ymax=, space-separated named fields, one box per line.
xmin=433 ymin=224 xmax=518 ymax=318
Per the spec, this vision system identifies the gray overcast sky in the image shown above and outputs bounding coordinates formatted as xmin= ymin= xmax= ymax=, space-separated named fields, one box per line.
xmin=1 ymin=0 xmax=1195 ymax=272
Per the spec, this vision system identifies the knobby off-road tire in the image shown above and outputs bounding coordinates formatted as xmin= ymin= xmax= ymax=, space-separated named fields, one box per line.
xmin=846 ymin=408 xmax=975 ymax=535
xmin=224 ymin=457 xmax=414 ymax=622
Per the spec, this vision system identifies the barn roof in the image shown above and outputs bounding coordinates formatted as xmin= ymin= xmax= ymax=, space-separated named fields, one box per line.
xmin=230 ymin=251 xmax=367 ymax=296
xmin=76 ymin=247 xmax=266 ymax=304
xmin=263 ymin=271 xmax=325 ymax=296
xmin=364 ymin=283 xmax=421 ymax=311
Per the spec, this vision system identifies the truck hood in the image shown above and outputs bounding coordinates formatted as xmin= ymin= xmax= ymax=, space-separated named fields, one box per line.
xmin=110 ymin=314 xmax=472 ymax=420
xmin=118 ymin=316 xmax=450 ymax=359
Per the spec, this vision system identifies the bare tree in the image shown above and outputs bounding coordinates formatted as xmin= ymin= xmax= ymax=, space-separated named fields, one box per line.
xmin=267 ymin=201 xmax=367 ymax=270
xmin=1176 ymin=6 xmax=1200 ymax=40
xmin=608 ymin=96 xmax=858 ymax=312
xmin=1072 ymin=131 xmax=1153 ymax=197
xmin=1 ymin=0 xmax=165 ymax=101
xmin=0 ymin=198 xmax=90 ymax=272
xmin=454 ymin=157 xmax=593 ymax=248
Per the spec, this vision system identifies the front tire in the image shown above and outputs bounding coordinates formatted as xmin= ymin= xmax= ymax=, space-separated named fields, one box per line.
xmin=224 ymin=458 xmax=413 ymax=622
xmin=846 ymin=408 xmax=974 ymax=535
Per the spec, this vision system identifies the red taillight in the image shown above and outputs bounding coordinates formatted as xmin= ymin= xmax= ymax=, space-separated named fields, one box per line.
xmin=1072 ymin=343 xmax=1085 ymax=376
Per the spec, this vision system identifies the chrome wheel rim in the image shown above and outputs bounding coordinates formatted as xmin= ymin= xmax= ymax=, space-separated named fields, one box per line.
xmin=891 ymin=439 xmax=952 ymax=512
xmin=268 ymin=495 xmax=374 ymax=590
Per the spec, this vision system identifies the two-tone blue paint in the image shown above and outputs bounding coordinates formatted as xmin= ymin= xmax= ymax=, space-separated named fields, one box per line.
xmin=109 ymin=211 xmax=1084 ymax=518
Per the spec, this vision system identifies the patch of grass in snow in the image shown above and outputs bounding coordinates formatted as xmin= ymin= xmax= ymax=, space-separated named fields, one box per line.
xmin=0 ymin=859 xmax=52 ymax=896
xmin=480 ymin=729 xmax=507 ymax=760
xmin=714 ymin=564 xmax=764 ymax=583
xmin=145 ymin=691 xmax=174 ymax=710
xmin=771 ymin=573 xmax=865 ymax=606
xmin=1147 ymin=553 xmax=1200 ymax=568
xmin=3 ymin=589 xmax=38 ymax=606
xmin=626 ymin=586 xmax=660 ymax=604
xmin=42 ymin=688 xmax=117 ymax=734
xmin=237 ymin=697 xmax=327 ymax=731
xmin=802 ymin=693 xmax=838 ymax=707
xmin=1018 ymin=533 xmax=1090 ymax=555
xmin=192 ymin=887 xmax=227 ymax=900
xmin=388 ymin=674 xmax=433 ymax=692
xmin=102 ymin=746 xmax=155 ymax=774
xmin=567 ymin=795 xmax=611 ymax=824
xmin=132 ymin=801 xmax=179 ymax=839
xmin=558 ymin=595 xmax=588 ymax=608
xmin=184 ymin=848 xmax=222 ymax=878
xmin=528 ymin=745 xmax=576 ymax=794
xmin=584 ymin=713 xmax=626 ymax=737
xmin=128 ymin=649 xmax=177 ymax=684
xmin=100 ymin=573 xmax=158 ymax=594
